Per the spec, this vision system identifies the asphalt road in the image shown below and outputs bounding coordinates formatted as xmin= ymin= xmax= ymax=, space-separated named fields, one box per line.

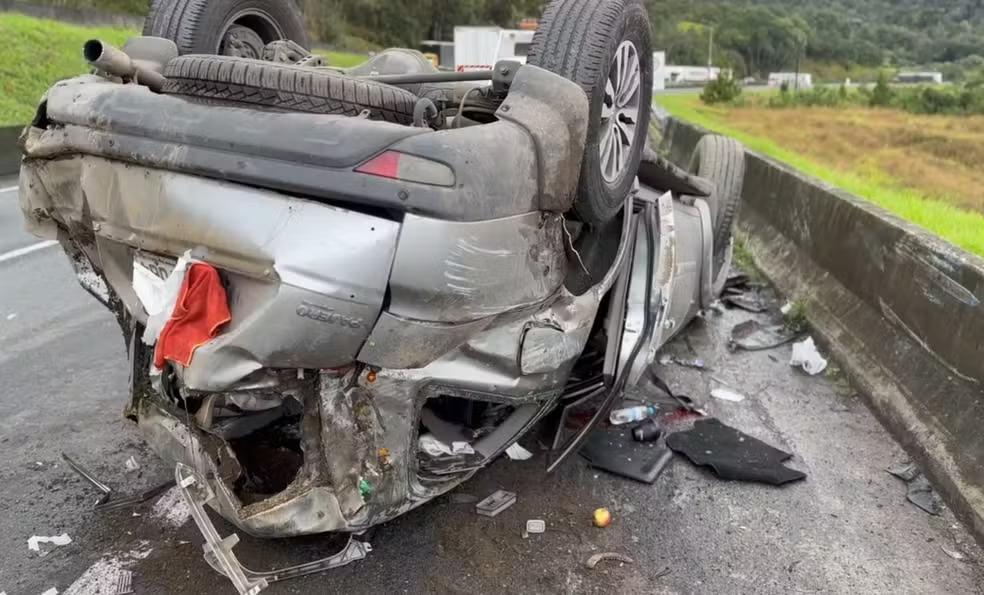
xmin=1 ymin=175 xmax=982 ymax=594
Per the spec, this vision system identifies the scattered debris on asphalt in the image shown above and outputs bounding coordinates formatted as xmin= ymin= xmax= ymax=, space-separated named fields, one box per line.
xmin=710 ymin=387 xmax=746 ymax=403
xmin=581 ymin=429 xmax=675 ymax=484
xmin=124 ymin=456 xmax=140 ymax=473
xmin=525 ymin=519 xmax=546 ymax=535
xmin=592 ymin=508 xmax=612 ymax=528
xmin=667 ymin=418 xmax=806 ymax=485
xmin=790 ymin=337 xmax=828 ymax=375
xmin=631 ymin=418 xmax=663 ymax=442
xmin=475 ymin=490 xmax=517 ymax=517
xmin=62 ymin=453 xmax=174 ymax=511
xmin=609 ymin=404 xmax=659 ymax=425
xmin=584 ymin=551 xmax=632 ymax=569
xmin=27 ymin=533 xmax=72 ymax=553
xmin=504 ymin=443 xmax=533 ymax=461
xmin=887 ymin=460 xmax=943 ymax=515
xmin=729 ymin=320 xmax=798 ymax=352
xmin=941 ymin=544 xmax=968 ymax=562
xmin=115 ymin=570 xmax=134 ymax=595
xmin=659 ymin=354 xmax=707 ymax=369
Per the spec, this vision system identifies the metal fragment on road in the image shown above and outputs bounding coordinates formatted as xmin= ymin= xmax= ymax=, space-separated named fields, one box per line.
xmin=62 ymin=452 xmax=174 ymax=512
xmin=584 ymin=552 xmax=634 ymax=569
xmin=941 ymin=544 xmax=967 ymax=562
xmin=729 ymin=320 xmax=797 ymax=352
xmin=115 ymin=570 xmax=133 ymax=595
xmin=475 ymin=490 xmax=517 ymax=517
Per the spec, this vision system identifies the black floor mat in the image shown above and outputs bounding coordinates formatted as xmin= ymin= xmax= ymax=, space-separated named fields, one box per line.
xmin=667 ymin=418 xmax=806 ymax=485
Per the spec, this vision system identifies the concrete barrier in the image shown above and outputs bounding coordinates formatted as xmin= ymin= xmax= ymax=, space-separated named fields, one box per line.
xmin=662 ymin=116 xmax=984 ymax=543
xmin=0 ymin=126 xmax=23 ymax=177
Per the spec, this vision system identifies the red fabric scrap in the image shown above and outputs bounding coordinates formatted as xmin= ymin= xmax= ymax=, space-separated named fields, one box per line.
xmin=153 ymin=262 xmax=231 ymax=369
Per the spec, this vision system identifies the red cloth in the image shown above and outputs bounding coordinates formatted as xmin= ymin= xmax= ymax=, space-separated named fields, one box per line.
xmin=154 ymin=263 xmax=231 ymax=369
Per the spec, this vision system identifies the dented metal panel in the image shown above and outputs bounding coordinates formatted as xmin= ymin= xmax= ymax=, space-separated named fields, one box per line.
xmin=388 ymin=212 xmax=567 ymax=323
xmin=23 ymin=156 xmax=400 ymax=389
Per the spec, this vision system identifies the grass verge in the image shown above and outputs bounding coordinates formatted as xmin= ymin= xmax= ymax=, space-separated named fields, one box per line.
xmin=657 ymin=94 xmax=984 ymax=257
xmin=0 ymin=13 xmax=135 ymax=126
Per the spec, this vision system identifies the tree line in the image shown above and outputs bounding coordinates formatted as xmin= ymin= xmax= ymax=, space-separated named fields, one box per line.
xmin=26 ymin=0 xmax=984 ymax=78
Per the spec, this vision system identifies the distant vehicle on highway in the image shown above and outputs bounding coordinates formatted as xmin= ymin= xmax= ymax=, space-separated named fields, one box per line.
xmin=896 ymin=71 xmax=944 ymax=84
xmin=769 ymin=72 xmax=813 ymax=89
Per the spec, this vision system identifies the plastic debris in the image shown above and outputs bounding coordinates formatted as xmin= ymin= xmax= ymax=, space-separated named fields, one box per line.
xmin=451 ymin=441 xmax=475 ymax=455
xmin=730 ymin=320 xmax=797 ymax=351
xmin=790 ymin=337 xmax=828 ymax=375
xmin=475 ymin=490 xmax=516 ymax=517
xmin=887 ymin=461 xmax=942 ymax=515
xmin=115 ymin=570 xmax=134 ymax=595
xmin=584 ymin=552 xmax=633 ymax=569
xmin=28 ymin=533 xmax=72 ymax=552
xmin=5 ymin=312 xmax=16 ymax=320
xmin=41 ymin=589 xmax=58 ymax=595
xmin=504 ymin=443 xmax=533 ymax=461
xmin=593 ymin=507 xmax=612 ymax=528
xmin=418 ymin=434 xmax=454 ymax=457
xmin=609 ymin=404 xmax=658 ymax=425
xmin=780 ymin=302 xmax=793 ymax=315
xmin=124 ymin=456 xmax=140 ymax=473
xmin=941 ymin=544 xmax=967 ymax=562
xmin=710 ymin=388 xmax=746 ymax=403
xmin=525 ymin=519 xmax=546 ymax=534
xmin=631 ymin=419 xmax=663 ymax=442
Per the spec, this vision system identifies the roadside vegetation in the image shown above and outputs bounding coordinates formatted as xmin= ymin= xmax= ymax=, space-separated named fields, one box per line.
xmin=658 ymin=93 xmax=984 ymax=256
xmin=0 ymin=13 xmax=133 ymax=126
xmin=0 ymin=14 xmax=368 ymax=126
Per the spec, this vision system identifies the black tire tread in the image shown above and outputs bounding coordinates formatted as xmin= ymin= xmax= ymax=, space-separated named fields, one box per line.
xmin=528 ymin=0 xmax=653 ymax=226
xmin=162 ymin=55 xmax=417 ymax=124
xmin=692 ymin=135 xmax=745 ymax=275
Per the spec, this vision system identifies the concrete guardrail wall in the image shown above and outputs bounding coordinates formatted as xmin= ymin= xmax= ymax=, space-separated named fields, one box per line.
xmin=0 ymin=126 xmax=23 ymax=177
xmin=662 ymin=117 xmax=984 ymax=544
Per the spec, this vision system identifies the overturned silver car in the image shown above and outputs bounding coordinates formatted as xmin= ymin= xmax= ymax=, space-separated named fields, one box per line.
xmin=18 ymin=0 xmax=744 ymax=546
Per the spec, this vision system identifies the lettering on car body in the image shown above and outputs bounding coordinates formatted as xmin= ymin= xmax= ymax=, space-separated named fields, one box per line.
xmin=296 ymin=301 xmax=364 ymax=329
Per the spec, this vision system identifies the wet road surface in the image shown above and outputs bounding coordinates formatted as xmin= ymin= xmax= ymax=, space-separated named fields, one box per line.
xmin=1 ymin=177 xmax=982 ymax=594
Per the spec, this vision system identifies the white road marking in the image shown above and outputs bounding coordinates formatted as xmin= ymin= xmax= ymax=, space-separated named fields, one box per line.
xmin=0 ymin=240 xmax=57 ymax=264
xmin=0 ymin=185 xmax=18 ymax=193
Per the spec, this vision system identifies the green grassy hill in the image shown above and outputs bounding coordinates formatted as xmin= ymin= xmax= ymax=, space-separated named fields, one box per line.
xmin=0 ymin=13 xmax=134 ymax=125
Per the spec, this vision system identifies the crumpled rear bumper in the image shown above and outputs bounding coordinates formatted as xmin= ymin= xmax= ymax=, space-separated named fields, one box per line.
xmin=15 ymin=62 xmax=600 ymax=537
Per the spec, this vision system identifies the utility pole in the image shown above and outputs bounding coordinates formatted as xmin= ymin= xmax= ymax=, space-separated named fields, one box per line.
xmin=707 ymin=25 xmax=714 ymax=81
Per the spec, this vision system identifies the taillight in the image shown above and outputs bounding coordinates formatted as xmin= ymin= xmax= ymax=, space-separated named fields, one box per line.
xmin=355 ymin=151 xmax=455 ymax=187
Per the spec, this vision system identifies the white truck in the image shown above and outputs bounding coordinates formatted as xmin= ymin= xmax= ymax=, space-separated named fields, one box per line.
xmin=453 ymin=26 xmax=535 ymax=71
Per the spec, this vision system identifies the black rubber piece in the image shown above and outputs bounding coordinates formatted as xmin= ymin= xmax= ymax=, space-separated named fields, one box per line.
xmin=527 ymin=0 xmax=653 ymax=226
xmin=689 ymin=135 xmax=746 ymax=279
xmin=667 ymin=418 xmax=807 ymax=486
xmin=144 ymin=0 xmax=308 ymax=56
xmin=161 ymin=55 xmax=418 ymax=124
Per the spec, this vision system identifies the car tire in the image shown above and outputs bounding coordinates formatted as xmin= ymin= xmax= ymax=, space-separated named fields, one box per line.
xmin=143 ymin=0 xmax=309 ymax=56
xmin=527 ymin=0 xmax=653 ymax=226
xmin=160 ymin=55 xmax=418 ymax=124
xmin=689 ymin=135 xmax=746 ymax=285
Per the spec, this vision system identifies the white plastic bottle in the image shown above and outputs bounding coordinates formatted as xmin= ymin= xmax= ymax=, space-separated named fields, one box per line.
xmin=609 ymin=404 xmax=658 ymax=425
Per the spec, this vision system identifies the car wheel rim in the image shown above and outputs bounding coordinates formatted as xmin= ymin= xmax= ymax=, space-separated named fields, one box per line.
xmin=599 ymin=40 xmax=642 ymax=185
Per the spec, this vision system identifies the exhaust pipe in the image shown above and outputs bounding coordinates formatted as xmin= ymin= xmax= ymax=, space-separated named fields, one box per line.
xmin=84 ymin=39 xmax=166 ymax=92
